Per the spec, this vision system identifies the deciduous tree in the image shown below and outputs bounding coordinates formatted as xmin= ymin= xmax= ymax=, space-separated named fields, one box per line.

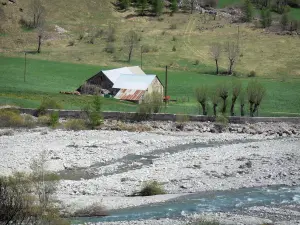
xmin=260 ymin=8 xmax=272 ymax=28
xmin=170 ymin=0 xmax=178 ymax=15
xmin=29 ymin=0 xmax=46 ymax=28
xmin=242 ymin=0 xmax=254 ymax=22
xmin=124 ymin=30 xmax=139 ymax=62
xmin=217 ymin=82 xmax=230 ymax=114
xmin=210 ymin=42 xmax=222 ymax=75
xmin=151 ymin=0 xmax=164 ymax=16
xmin=247 ymin=80 xmax=266 ymax=117
xmin=138 ymin=0 xmax=148 ymax=15
xmin=195 ymin=85 xmax=209 ymax=115
xmin=230 ymin=79 xmax=242 ymax=116
xmin=225 ymin=41 xmax=239 ymax=75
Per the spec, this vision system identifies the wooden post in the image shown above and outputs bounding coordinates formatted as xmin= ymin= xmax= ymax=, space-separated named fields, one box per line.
xmin=165 ymin=65 xmax=168 ymax=107
xmin=24 ymin=52 xmax=27 ymax=82
xmin=140 ymin=46 xmax=143 ymax=69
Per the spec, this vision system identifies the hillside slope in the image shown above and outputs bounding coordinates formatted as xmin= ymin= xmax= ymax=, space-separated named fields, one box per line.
xmin=0 ymin=0 xmax=299 ymax=77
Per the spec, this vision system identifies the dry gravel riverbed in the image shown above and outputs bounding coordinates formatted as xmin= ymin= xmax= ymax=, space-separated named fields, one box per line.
xmin=1 ymin=121 xmax=300 ymax=224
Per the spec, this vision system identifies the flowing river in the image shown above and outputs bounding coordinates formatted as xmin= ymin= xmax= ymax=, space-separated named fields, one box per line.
xmin=72 ymin=185 xmax=300 ymax=224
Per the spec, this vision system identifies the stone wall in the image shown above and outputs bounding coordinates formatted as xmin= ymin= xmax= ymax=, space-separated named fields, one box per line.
xmin=17 ymin=108 xmax=300 ymax=124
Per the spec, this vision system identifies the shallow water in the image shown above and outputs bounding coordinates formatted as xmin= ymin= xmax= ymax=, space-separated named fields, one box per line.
xmin=72 ymin=185 xmax=300 ymax=224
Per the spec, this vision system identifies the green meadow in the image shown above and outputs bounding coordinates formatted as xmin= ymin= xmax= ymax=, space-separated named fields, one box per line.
xmin=1 ymin=56 xmax=300 ymax=116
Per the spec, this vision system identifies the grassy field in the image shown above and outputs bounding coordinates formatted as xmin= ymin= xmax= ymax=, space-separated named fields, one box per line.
xmin=1 ymin=56 xmax=300 ymax=116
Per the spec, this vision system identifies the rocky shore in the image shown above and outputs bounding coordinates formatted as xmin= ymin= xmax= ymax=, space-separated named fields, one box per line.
xmin=1 ymin=120 xmax=300 ymax=224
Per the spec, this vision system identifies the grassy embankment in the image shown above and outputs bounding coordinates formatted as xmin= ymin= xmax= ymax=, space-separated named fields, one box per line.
xmin=1 ymin=56 xmax=300 ymax=116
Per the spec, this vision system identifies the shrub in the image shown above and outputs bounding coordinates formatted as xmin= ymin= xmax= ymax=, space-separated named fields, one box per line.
xmin=189 ymin=219 xmax=220 ymax=225
xmin=87 ymin=36 xmax=95 ymax=44
xmin=117 ymin=121 xmax=152 ymax=132
xmin=106 ymin=25 xmax=116 ymax=42
xmin=194 ymin=59 xmax=200 ymax=65
xmin=80 ymin=83 xmax=101 ymax=95
xmin=0 ymin=156 xmax=69 ymax=225
xmin=142 ymin=44 xmax=151 ymax=53
xmin=37 ymin=98 xmax=62 ymax=116
xmin=203 ymin=0 xmax=218 ymax=7
xmin=137 ymin=181 xmax=166 ymax=196
xmin=67 ymin=40 xmax=75 ymax=46
xmin=158 ymin=17 xmax=164 ymax=21
xmin=214 ymin=114 xmax=229 ymax=133
xmin=172 ymin=36 xmax=177 ymax=41
xmin=104 ymin=43 xmax=115 ymax=54
xmin=142 ymin=45 xmax=159 ymax=53
xmin=82 ymin=96 xmax=103 ymax=129
xmin=23 ymin=114 xmax=36 ymax=128
xmin=260 ymin=8 xmax=272 ymax=28
xmin=78 ymin=33 xmax=84 ymax=40
xmin=73 ymin=202 xmax=108 ymax=217
xmin=19 ymin=17 xmax=34 ymax=29
xmin=49 ymin=111 xmax=59 ymax=128
xmin=94 ymin=29 xmax=104 ymax=38
xmin=138 ymin=91 xmax=163 ymax=115
xmin=170 ymin=23 xmax=177 ymax=29
xmin=172 ymin=45 xmax=176 ymax=51
xmin=248 ymin=70 xmax=256 ymax=77
xmin=176 ymin=113 xmax=189 ymax=130
xmin=135 ymin=103 xmax=152 ymax=121
xmin=152 ymin=46 xmax=159 ymax=52
xmin=0 ymin=109 xmax=24 ymax=127
xmin=37 ymin=115 xmax=51 ymax=126
xmin=64 ymin=119 xmax=87 ymax=131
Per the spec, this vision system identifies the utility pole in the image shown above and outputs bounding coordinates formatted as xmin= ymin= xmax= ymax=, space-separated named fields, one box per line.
xmin=165 ymin=65 xmax=168 ymax=107
xmin=24 ymin=52 xmax=27 ymax=82
xmin=140 ymin=46 xmax=143 ymax=69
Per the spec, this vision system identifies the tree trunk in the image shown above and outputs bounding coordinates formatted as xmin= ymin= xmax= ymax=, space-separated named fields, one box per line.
xmin=228 ymin=60 xmax=233 ymax=75
xmin=221 ymin=97 xmax=227 ymax=114
xmin=128 ymin=47 xmax=133 ymax=62
xmin=215 ymin=59 xmax=219 ymax=75
xmin=241 ymin=104 xmax=245 ymax=116
xmin=253 ymin=104 xmax=259 ymax=117
xmin=230 ymin=97 xmax=237 ymax=116
xmin=37 ymin=35 xmax=42 ymax=53
xmin=201 ymin=103 xmax=207 ymax=115
xmin=191 ymin=2 xmax=193 ymax=14
xmin=249 ymin=102 xmax=254 ymax=117
xmin=213 ymin=104 xmax=217 ymax=116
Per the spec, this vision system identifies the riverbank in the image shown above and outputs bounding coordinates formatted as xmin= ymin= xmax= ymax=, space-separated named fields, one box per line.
xmin=0 ymin=121 xmax=300 ymax=224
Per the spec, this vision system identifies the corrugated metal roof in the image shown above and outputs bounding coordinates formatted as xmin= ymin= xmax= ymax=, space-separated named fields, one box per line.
xmin=102 ymin=66 xmax=145 ymax=83
xmin=115 ymin=89 xmax=146 ymax=101
xmin=102 ymin=67 xmax=132 ymax=83
xmin=127 ymin=66 xmax=146 ymax=75
xmin=112 ymin=74 xmax=156 ymax=90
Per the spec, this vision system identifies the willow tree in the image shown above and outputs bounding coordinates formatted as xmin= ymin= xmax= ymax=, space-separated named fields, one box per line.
xmin=247 ymin=80 xmax=266 ymax=117
xmin=195 ymin=85 xmax=209 ymax=115
xmin=124 ymin=30 xmax=139 ymax=62
xmin=230 ymin=79 xmax=242 ymax=116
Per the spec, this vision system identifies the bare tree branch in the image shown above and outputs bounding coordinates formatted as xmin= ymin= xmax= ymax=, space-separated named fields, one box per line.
xmin=210 ymin=42 xmax=222 ymax=74
xmin=124 ymin=30 xmax=139 ymax=63
xmin=225 ymin=41 xmax=239 ymax=75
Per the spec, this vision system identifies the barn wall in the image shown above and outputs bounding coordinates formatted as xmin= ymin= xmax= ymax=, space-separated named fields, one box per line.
xmin=138 ymin=77 xmax=164 ymax=103
xmin=87 ymin=72 xmax=113 ymax=91
xmin=147 ymin=77 xmax=164 ymax=94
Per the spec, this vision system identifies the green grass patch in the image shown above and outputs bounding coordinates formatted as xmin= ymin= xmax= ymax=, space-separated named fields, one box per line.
xmin=289 ymin=8 xmax=300 ymax=20
xmin=218 ymin=0 xmax=241 ymax=8
xmin=1 ymin=56 xmax=300 ymax=117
